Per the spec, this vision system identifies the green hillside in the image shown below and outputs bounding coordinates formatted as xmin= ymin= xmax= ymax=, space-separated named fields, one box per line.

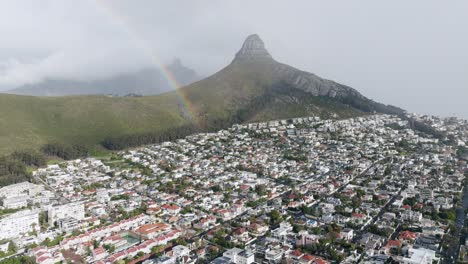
xmin=0 ymin=93 xmax=189 ymax=154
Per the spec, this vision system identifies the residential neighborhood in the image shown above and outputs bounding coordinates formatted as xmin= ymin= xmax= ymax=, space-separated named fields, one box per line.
xmin=0 ymin=114 xmax=467 ymax=264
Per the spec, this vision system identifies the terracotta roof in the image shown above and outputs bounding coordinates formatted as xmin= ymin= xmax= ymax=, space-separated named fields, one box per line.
xmin=290 ymin=250 xmax=303 ymax=257
xmin=93 ymin=247 xmax=106 ymax=255
xmin=399 ymin=231 xmax=418 ymax=240
xmin=301 ymin=254 xmax=316 ymax=261
xmin=385 ymin=240 xmax=402 ymax=248
xmin=162 ymin=204 xmax=180 ymax=210
xmin=136 ymin=223 xmax=170 ymax=235
xmin=314 ymin=259 xmax=329 ymax=264
xmin=351 ymin=213 xmax=365 ymax=218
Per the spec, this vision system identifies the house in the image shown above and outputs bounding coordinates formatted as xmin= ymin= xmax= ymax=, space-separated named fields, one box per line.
xmin=0 ymin=241 xmax=9 ymax=253
xmin=135 ymin=223 xmax=171 ymax=239
xmin=172 ymin=245 xmax=190 ymax=257
xmin=249 ymin=223 xmax=269 ymax=236
xmin=401 ymin=211 xmax=422 ymax=222
xmin=194 ymin=216 xmax=216 ymax=229
xmin=401 ymin=247 xmax=439 ymax=264
xmin=214 ymin=209 xmax=232 ymax=220
xmin=146 ymin=207 xmax=162 ymax=215
xmin=351 ymin=213 xmax=368 ymax=225
xmin=286 ymin=249 xmax=304 ymax=261
xmin=232 ymin=228 xmax=250 ymax=243
xmin=296 ymin=231 xmax=320 ymax=247
xmin=237 ymin=250 xmax=255 ymax=264
xmin=299 ymin=254 xmax=316 ymax=264
xmin=265 ymin=248 xmax=284 ymax=263
xmin=221 ymin=248 xmax=254 ymax=264
xmin=399 ymin=231 xmax=418 ymax=241
xmin=340 ymin=228 xmax=354 ymax=241
xmin=93 ymin=247 xmax=107 ymax=261
xmin=382 ymin=240 xmax=401 ymax=254
xmin=271 ymin=222 xmax=293 ymax=239
xmin=161 ymin=204 xmax=181 ymax=215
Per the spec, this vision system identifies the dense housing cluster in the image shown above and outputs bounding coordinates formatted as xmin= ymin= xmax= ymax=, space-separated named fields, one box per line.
xmin=0 ymin=114 xmax=466 ymax=264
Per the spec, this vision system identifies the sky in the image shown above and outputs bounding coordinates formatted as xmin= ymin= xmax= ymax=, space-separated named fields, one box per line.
xmin=0 ymin=0 xmax=466 ymax=118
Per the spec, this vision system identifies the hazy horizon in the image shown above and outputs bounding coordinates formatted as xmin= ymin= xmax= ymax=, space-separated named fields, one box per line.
xmin=0 ymin=1 xmax=466 ymax=118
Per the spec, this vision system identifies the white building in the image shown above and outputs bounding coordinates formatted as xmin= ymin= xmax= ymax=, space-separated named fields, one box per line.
xmin=0 ymin=209 xmax=39 ymax=240
xmin=96 ymin=188 xmax=110 ymax=203
xmin=48 ymin=202 xmax=85 ymax=226
xmin=172 ymin=245 xmax=190 ymax=257
xmin=222 ymin=248 xmax=254 ymax=264
xmin=0 ymin=182 xmax=44 ymax=199
xmin=401 ymin=211 xmax=423 ymax=222
xmin=2 ymin=195 xmax=28 ymax=209
xmin=401 ymin=247 xmax=439 ymax=264
xmin=58 ymin=217 xmax=80 ymax=232
xmin=236 ymin=250 xmax=255 ymax=264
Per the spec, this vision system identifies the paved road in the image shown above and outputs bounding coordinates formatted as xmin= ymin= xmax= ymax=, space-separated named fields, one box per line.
xmin=446 ymin=183 xmax=468 ymax=263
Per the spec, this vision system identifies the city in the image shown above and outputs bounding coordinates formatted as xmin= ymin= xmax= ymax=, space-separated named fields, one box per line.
xmin=1 ymin=114 xmax=466 ymax=264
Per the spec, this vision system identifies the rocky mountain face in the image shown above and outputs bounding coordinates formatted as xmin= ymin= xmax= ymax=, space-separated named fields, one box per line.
xmin=7 ymin=59 xmax=200 ymax=96
xmin=228 ymin=35 xmax=402 ymax=116
xmin=233 ymin=34 xmax=273 ymax=62
xmin=232 ymin=34 xmax=365 ymax=100
xmin=174 ymin=34 xmax=403 ymax=130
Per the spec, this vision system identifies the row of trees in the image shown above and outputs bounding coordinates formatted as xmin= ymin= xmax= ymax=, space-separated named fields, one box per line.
xmin=0 ymin=256 xmax=35 ymax=264
xmin=0 ymin=155 xmax=32 ymax=187
xmin=339 ymin=93 xmax=405 ymax=116
xmin=457 ymin=146 xmax=468 ymax=160
xmin=41 ymin=142 xmax=89 ymax=160
xmin=0 ymin=142 xmax=88 ymax=186
xmin=101 ymin=124 xmax=199 ymax=150
xmin=11 ymin=150 xmax=47 ymax=167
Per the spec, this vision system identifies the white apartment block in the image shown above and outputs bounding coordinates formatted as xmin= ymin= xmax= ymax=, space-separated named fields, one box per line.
xmin=0 ymin=182 xmax=44 ymax=199
xmin=0 ymin=209 xmax=39 ymax=240
xmin=2 ymin=195 xmax=28 ymax=209
xmin=48 ymin=202 xmax=85 ymax=226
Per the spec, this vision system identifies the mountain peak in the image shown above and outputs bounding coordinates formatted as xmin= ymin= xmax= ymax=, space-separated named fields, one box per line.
xmin=233 ymin=34 xmax=273 ymax=63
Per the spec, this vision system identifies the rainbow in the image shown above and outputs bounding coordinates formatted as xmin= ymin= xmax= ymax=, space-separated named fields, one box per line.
xmin=93 ymin=1 xmax=201 ymax=126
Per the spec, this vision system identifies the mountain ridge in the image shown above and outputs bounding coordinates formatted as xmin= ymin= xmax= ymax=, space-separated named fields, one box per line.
xmin=0 ymin=34 xmax=403 ymax=155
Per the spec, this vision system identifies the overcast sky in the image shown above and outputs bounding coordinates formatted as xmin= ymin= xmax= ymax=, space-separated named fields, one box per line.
xmin=0 ymin=0 xmax=466 ymax=118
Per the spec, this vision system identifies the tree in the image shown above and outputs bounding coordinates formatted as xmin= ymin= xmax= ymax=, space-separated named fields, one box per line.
xmin=7 ymin=242 xmax=17 ymax=254
xmin=255 ymin=184 xmax=267 ymax=196
xmin=268 ymin=210 xmax=283 ymax=225
xmin=0 ymin=256 xmax=35 ymax=264
xmin=351 ymin=196 xmax=362 ymax=209
xmin=41 ymin=142 xmax=89 ymax=160
xmin=39 ymin=211 xmax=48 ymax=229
xmin=211 ymin=185 xmax=222 ymax=192
xmin=11 ymin=150 xmax=47 ymax=167
xmin=439 ymin=209 xmax=456 ymax=221
xmin=384 ymin=165 xmax=392 ymax=175
xmin=0 ymin=156 xmax=31 ymax=187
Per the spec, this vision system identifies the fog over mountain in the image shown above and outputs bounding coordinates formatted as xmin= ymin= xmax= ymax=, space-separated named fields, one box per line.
xmin=0 ymin=1 xmax=466 ymax=117
xmin=6 ymin=59 xmax=201 ymax=96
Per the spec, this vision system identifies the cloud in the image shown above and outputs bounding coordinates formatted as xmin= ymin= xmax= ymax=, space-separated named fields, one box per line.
xmin=0 ymin=0 xmax=467 ymax=118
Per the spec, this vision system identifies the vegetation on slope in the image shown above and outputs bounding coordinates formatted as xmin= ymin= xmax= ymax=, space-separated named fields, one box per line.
xmin=0 ymin=155 xmax=32 ymax=186
xmin=0 ymin=93 xmax=189 ymax=155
